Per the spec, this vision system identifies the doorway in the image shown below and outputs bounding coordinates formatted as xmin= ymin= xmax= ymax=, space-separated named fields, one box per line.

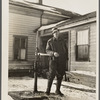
xmin=59 ymin=32 xmax=69 ymax=71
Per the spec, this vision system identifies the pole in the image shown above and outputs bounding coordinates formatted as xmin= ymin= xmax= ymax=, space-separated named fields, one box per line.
xmin=33 ymin=47 xmax=38 ymax=93
xmin=33 ymin=10 xmax=43 ymax=93
xmin=33 ymin=30 xmax=39 ymax=93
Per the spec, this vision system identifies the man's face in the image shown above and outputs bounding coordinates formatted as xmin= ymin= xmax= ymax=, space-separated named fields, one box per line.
xmin=53 ymin=30 xmax=60 ymax=39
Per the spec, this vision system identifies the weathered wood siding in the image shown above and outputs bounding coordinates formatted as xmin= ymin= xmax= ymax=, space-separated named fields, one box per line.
xmin=42 ymin=13 xmax=65 ymax=25
xmin=9 ymin=4 xmax=64 ymax=62
xmin=9 ymin=12 xmax=40 ymax=61
xmin=70 ymin=22 xmax=96 ymax=72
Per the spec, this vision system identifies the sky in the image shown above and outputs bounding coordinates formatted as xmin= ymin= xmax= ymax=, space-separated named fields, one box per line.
xmin=43 ymin=0 xmax=97 ymax=15
xmin=24 ymin=0 xmax=97 ymax=15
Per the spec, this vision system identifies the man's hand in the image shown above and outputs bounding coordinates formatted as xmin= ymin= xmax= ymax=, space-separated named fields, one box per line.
xmin=54 ymin=52 xmax=59 ymax=57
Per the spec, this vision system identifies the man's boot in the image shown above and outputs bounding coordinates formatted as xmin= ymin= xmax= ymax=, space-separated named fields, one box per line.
xmin=55 ymin=79 xmax=64 ymax=96
xmin=45 ymin=79 xmax=53 ymax=95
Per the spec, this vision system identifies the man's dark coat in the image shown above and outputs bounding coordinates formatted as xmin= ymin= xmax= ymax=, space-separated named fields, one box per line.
xmin=46 ymin=37 xmax=68 ymax=79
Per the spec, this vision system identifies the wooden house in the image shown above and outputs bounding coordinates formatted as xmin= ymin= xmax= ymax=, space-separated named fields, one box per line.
xmin=9 ymin=0 xmax=80 ymax=76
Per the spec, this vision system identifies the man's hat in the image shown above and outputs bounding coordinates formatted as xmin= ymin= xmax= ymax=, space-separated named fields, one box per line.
xmin=52 ymin=27 xmax=59 ymax=34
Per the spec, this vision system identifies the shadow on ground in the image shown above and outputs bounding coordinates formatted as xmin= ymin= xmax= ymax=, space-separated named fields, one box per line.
xmin=8 ymin=91 xmax=66 ymax=100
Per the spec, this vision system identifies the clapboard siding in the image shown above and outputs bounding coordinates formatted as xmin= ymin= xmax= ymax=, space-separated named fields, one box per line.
xmin=9 ymin=13 xmax=40 ymax=34
xmin=71 ymin=66 xmax=96 ymax=72
xmin=9 ymin=34 xmax=14 ymax=60
xmin=9 ymin=4 xmax=65 ymax=26
xmin=9 ymin=4 xmax=42 ymax=18
xmin=71 ymin=62 xmax=96 ymax=65
xmin=70 ymin=22 xmax=96 ymax=72
xmin=27 ymin=35 xmax=36 ymax=61
xmin=42 ymin=18 xmax=49 ymax=25
xmin=9 ymin=12 xmax=40 ymax=61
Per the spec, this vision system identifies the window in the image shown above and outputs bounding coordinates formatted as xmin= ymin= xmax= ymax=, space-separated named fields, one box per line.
xmin=76 ymin=29 xmax=89 ymax=61
xmin=14 ymin=36 xmax=28 ymax=60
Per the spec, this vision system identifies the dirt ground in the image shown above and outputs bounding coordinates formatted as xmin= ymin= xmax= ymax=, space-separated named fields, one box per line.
xmin=8 ymin=77 xmax=96 ymax=100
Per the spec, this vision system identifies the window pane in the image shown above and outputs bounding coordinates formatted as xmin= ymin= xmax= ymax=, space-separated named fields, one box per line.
xmin=14 ymin=37 xmax=20 ymax=60
xmin=77 ymin=45 xmax=89 ymax=61
xmin=77 ymin=29 xmax=89 ymax=45
xmin=21 ymin=49 xmax=26 ymax=59
xmin=21 ymin=38 xmax=26 ymax=49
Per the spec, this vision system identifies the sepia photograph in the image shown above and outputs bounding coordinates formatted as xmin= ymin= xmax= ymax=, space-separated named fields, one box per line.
xmin=2 ymin=0 xmax=98 ymax=100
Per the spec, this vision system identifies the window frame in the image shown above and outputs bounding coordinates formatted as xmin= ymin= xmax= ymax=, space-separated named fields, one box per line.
xmin=76 ymin=28 xmax=90 ymax=61
xmin=13 ymin=35 xmax=28 ymax=61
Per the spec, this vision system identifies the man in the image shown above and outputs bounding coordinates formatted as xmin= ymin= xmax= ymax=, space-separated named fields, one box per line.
xmin=45 ymin=27 xmax=68 ymax=96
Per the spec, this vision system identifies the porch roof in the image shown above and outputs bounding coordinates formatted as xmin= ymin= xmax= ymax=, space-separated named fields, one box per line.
xmin=38 ymin=11 xmax=96 ymax=31
xmin=38 ymin=19 xmax=70 ymax=31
